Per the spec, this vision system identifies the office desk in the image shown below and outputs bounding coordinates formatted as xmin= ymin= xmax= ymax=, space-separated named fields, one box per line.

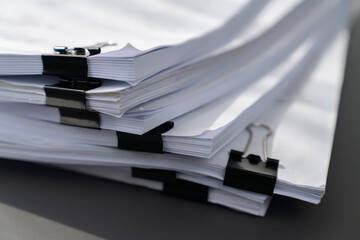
xmin=0 ymin=19 xmax=359 ymax=240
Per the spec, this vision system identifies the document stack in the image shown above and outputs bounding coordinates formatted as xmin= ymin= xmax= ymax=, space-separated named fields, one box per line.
xmin=0 ymin=0 xmax=357 ymax=216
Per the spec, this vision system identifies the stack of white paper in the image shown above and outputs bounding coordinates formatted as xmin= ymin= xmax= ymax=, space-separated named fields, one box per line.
xmin=57 ymin=165 xmax=272 ymax=216
xmin=0 ymin=1 xmax=349 ymax=158
xmin=0 ymin=0 xmax=323 ymax=120
xmin=0 ymin=0 xmax=356 ymax=216
xmin=0 ymin=0 xmax=302 ymax=84
xmin=0 ymin=0 xmax=346 ymax=132
xmin=0 ymin=26 xmax=350 ymax=205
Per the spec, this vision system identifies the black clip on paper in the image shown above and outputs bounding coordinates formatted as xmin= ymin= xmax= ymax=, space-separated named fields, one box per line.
xmin=131 ymin=167 xmax=177 ymax=182
xmin=42 ymin=43 xmax=116 ymax=129
xmin=43 ymin=42 xmax=116 ymax=109
xmin=117 ymin=121 xmax=174 ymax=153
xmin=44 ymin=78 xmax=102 ymax=110
xmin=163 ymin=179 xmax=209 ymax=202
xmin=131 ymin=167 xmax=208 ymax=202
xmin=58 ymin=108 xmax=100 ymax=129
xmin=42 ymin=42 xmax=116 ymax=78
xmin=42 ymin=42 xmax=113 ymax=79
xmin=223 ymin=123 xmax=279 ymax=195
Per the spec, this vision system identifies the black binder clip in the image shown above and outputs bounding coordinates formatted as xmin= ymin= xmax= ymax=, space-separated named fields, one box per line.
xmin=116 ymin=121 xmax=174 ymax=153
xmin=58 ymin=108 xmax=100 ymax=129
xmin=42 ymin=42 xmax=116 ymax=79
xmin=131 ymin=167 xmax=208 ymax=202
xmin=223 ymin=123 xmax=279 ymax=195
xmin=43 ymin=42 xmax=117 ymax=109
xmin=163 ymin=179 xmax=209 ymax=202
xmin=42 ymin=42 xmax=117 ymax=129
xmin=44 ymin=78 xmax=102 ymax=110
xmin=131 ymin=168 xmax=177 ymax=182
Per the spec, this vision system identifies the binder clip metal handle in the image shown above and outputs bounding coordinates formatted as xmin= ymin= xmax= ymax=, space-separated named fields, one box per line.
xmin=243 ymin=122 xmax=273 ymax=162
xmin=53 ymin=42 xmax=117 ymax=56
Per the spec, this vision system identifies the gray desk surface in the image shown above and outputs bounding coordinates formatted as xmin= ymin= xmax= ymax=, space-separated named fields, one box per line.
xmin=0 ymin=19 xmax=359 ymax=240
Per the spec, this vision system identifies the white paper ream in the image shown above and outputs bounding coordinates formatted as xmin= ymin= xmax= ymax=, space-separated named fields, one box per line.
xmin=272 ymin=30 xmax=349 ymax=192
xmin=0 ymin=0 xmax=245 ymax=53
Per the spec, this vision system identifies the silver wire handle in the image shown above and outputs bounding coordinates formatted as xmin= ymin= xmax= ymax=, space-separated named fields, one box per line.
xmin=54 ymin=42 xmax=117 ymax=56
xmin=243 ymin=123 xmax=273 ymax=162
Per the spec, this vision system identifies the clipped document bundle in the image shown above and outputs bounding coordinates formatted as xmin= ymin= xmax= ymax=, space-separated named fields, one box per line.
xmin=0 ymin=0 xmax=356 ymax=216
xmin=0 ymin=0 xmax=330 ymax=120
